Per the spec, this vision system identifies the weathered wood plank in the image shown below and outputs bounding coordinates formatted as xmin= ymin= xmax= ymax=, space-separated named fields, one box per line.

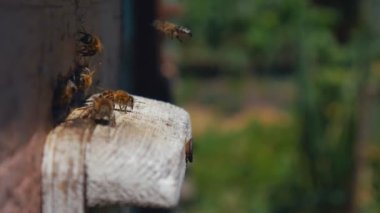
xmin=42 ymin=125 xmax=90 ymax=213
xmin=42 ymin=95 xmax=192 ymax=212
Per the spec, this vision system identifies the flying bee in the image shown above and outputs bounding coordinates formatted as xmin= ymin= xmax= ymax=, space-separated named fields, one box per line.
xmin=185 ymin=138 xmax=193 ymax=163
xmin=153 ymin=20 xmax=192 ymax=42
xmin=99 ymin=90 xmax=134 ymax=112
xmin=77 ymin=31 xmax=103 ymax=56
xmin=81 ymin=96 xmax=115 ymax=126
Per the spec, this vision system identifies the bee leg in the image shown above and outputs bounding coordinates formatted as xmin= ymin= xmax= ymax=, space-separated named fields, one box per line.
xmin=117 ymin=103 xmax=122 ymax=111
xmin=172 ymin=30 xmax=178 ymax=40
xmin=128 ymin=99 xmax=134 ymax=111
xmin=176 ymin=35 xmax=183 ymax=43
xmin=110 ymin=115 xmax=116 ymax=127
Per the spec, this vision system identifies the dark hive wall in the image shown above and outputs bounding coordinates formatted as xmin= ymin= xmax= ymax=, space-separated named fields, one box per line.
xmin=0 ymin=0 xmax=121 ymax=212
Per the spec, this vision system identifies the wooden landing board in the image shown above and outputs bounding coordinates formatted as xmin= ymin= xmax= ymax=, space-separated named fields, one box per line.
xmin=42 ymin=95 xmax=192 ymax=212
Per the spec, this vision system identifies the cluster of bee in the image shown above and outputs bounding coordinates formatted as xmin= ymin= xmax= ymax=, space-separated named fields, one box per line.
xmin=52 ymin=21 xmax=192 ymax=161
xmin=52 ymin=29 xmax=134 ymax=126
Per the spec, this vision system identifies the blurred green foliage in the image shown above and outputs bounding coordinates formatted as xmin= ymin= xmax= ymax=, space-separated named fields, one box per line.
xmin=180 ymin=0 xmax=339 ymax=76
xmin=175 ymin=0 xmax=380 ymax=212
xmin=186 ymin=121 xmax=301 ymax=213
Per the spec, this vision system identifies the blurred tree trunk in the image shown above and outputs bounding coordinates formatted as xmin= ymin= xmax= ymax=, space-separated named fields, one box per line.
xmin=350 ymin=1 xmax=380 ymax=212
xmin=299 ymin=0 xmax=380 ymax=212
xmin=350 ymin=63 xmax=374 ymax=213
xmin=312 ymin=0 xmax=358 ymax=43
xmin=297 ymin=1 xmax=358 ymax=212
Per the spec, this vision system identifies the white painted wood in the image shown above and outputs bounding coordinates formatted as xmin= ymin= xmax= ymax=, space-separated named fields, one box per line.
xmin=42 ymin=124 xmax=90 ymax=213
xmin=42 ymin=95 xmax=192 ymax=212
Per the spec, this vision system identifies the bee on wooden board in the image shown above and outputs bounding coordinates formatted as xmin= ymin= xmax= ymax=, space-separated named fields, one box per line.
xmin=81 ymin=96 xmax=115 ymax=126
xmin=77 ymin=31 xmax=103 ymax=56
xmin=99 ymin=90 xmax=134 ymax=112
xmin=153 ymin=20 xmax=192 ymax=42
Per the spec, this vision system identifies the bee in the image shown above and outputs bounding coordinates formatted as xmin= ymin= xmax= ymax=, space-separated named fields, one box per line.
xmin=153 ymin=20 xmax=192 ymax=42
xmin=55 ymin=79 xmax=78 ymax=107
xmin=77 ymin=31 xmax=103 ymax=56
xmin=81 ymin=96 xmax=115 ymax=126
xmin=78 ymin=67 xmax=95 ymax=94
xmin=99 ymin=90 xmax=134 ymax=112
xmin=185 ymin=138 xmax=193 ymax=163
xmin=69 ymin=65 xmax=96 ymax=106
xmin=112 ymin=90 xmax=134 ymax=112
xmin=52 ymin=75 xmax=79 ymax=124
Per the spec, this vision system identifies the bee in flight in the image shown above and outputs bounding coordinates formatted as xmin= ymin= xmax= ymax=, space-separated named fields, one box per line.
xmin=76 ymin=31 xmax=103 ymax=56
xmin=153 ymin=20 xmax=192 ymax=42
xmin=99 ymin=90 xmax=134 ymax=112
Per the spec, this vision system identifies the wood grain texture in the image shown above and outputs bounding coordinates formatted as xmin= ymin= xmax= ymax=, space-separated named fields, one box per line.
xmin=42 ymin=95 xmax=192 ymax=212
xmin=42 ymin=125 xmax=90 ymax=213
